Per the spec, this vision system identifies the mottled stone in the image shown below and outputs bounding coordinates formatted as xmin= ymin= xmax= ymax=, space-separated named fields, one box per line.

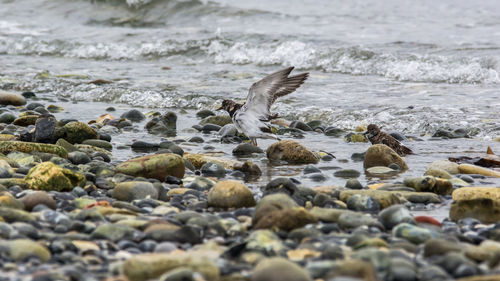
xmin=25 ymin=162 xmax=86 ymax=191
xmin=112 ymin=181 xmax=159 ymax=202
xmin=266 ymin=140 xmax=318 ymax=164
xmin=0 ymin=141 xmax=67 ymax=158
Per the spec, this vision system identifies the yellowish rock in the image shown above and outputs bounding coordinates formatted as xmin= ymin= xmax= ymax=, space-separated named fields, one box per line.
xmin=0 ymin=141 xmax=68 ymax=158
xmin=25 ymin=162 xmax=86 ymax=191
xmin=122 ymin=250 xmax=220 ymax=281
xmin=72 ymin=240 xmax=100 ymax=252
xmin=286 ymin=248 xmax=321 ymax=261
xmin=339 ymin=190 xmax=401 ymax=209
xmin=458 ymin=164 xmax=500 ymax=178
xmin=452 ymin=187 xmax=500 ymax=201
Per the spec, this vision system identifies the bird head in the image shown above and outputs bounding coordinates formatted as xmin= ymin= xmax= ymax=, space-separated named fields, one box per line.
xmin=363 ymin=124 xmax=381 ymax=139
xmin=216 ymin=99 xmax=240 ymax=116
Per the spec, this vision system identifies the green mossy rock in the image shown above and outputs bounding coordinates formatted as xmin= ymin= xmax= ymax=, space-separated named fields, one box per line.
xmin=58 ymin=121 xmax=98 ymax=144
xmin=25 ymin=161 xmax=86 ymax=191
xmin=199 ymin=115 xmax=233 ymax=127
xmin=13 ymin=115 xmax=38 ymax=126
xmin=0 ymin=141 xmax=68 ymax=158
xmin=0 ymin=178 xmax=28 ymax=189
xmin=116 ymin=153 xmax=185 ymax=181
xmin=0 ymin=207 xmax=35 ymax=223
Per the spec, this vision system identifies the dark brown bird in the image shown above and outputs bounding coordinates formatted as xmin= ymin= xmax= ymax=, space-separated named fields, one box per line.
xmin=217 ymin=67 xmax=309 ymax=146
xmin=364 ymin=124 xmax=414 ymax=156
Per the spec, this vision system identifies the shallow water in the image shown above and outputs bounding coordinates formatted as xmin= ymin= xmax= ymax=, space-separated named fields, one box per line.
xmin=1 ymin=0 xmax=500 ymax=199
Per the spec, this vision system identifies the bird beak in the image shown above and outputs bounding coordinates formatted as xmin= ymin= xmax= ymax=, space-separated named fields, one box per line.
xmin=363 ymin=131 xmax=372 ymax=139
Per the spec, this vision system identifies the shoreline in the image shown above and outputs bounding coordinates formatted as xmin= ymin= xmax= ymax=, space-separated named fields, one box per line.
xmin=0 ymin=89 xmax=500 ymax=280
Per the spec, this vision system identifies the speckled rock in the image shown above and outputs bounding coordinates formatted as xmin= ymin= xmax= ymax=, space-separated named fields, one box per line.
xmin=253 ymin=206 xmax=317 ymax=231
xmin=25 ymin=161 xmax=86 ymax=191
xmin=207 ymin=180 xmax=256 ymax=208
xmin=266 ymin=140 xmax=318 ymax=164
xmin=252 ymin=257 xmax=312 ymax=281
xmin=112 ymin=181 xmax=159 ymax=202
xmin=116 ymin=153 xmax=185 ymax=181
xmin=363 ymin=144 xmax=408 ymax=171
xmin=0 ymin=141 xmax=68 ymax=158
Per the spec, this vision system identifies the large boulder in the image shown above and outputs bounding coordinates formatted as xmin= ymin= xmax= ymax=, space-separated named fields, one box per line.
xmin=25 ymin=162 xmax=86 ymax=191
xmin=207 ymin=180 xmax=256 ymax=208
xmin=0 ymin=141 xmax=68 ymax=158
xmin=266 ymin=140 xmax=319 ymax=164
xmin=116 ymin=153 xmax=185 ymax=181
xmin=450 ymin=187 xmax=500 ymax=223
xmin=0 ymin=90 xmax=26 ymax=106
xmin=364 ymin=144 xmax=408 ymax=171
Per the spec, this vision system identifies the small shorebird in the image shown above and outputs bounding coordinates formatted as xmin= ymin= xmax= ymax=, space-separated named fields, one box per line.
xmin=364 ymin=124 xmax=414 ymax=156
xmin=217 ymin=67 xmax=309 ymax=146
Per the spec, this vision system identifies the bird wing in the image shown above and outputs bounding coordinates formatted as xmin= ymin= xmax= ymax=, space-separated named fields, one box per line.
xmin=242 ymin=67 xmax=308 ymax=120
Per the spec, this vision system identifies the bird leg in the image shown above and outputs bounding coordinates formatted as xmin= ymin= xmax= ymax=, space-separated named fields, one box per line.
xmin=251 ymin=138 xmax=258 ymax=146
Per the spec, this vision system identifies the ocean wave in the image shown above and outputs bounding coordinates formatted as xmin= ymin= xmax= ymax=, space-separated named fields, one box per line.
xmin=206 ymin=40 xmax=500 ymax=84
xmin=2 ymin=33 xmax=498 ymax=84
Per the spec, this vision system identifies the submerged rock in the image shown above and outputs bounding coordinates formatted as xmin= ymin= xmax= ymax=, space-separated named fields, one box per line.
xmin=266 ymin=140 xmax=318 ymax=164
xmin=116 ymin=153 xmax=185 ymax=181
xmin=363 ymin=144 xmax=408 ymax=171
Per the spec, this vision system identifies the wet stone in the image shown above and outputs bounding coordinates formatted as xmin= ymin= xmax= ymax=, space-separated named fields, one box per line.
xmin=201 ymin=162 xmax=226 ymax=177
xmin=334 ymin=169 xmax=361 ymax=179
xmin=121 ymin=109 xmax=146 ymax=122
xmin=345 ymin=178 xmax=363 ymax=189
xmin=232 ymin=143 xmax=264 ymax=156
xmin=68 ymin=151 xmax=91 ymax=165
xmin=346 ymin=194 xmax=381 ymax=213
